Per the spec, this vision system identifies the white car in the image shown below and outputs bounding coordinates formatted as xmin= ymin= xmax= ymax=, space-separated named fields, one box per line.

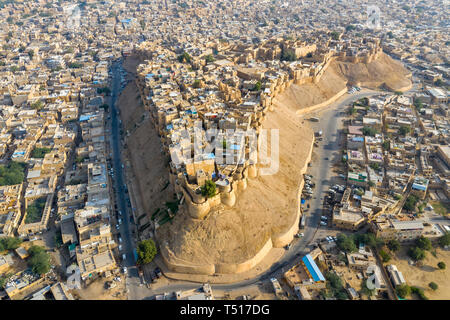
xmin=320 ymin=221 xmax=327 ymax=226
xmin=119 ymin=245 xmax=122 ymax=251
xmin=118 ymin=237 xmax=122 ymax=243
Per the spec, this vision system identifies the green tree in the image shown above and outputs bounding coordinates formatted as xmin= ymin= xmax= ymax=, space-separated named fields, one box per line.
xmin=31 ymin=100 xmax=44 ymax=110
xmin=439 ymin=233 xmax=450 ymax=247
xmin=362 ymin=127 xmax=378 ymax=137
xmin=201 ymin=180 xmax=216 ymax=198
xmin=437 ymin=261 xmax=446 ymax=270
xmin=204 ymin=54 xmax=215 ymax=63
xmin=68 ymin=62 xmax=83 ymax=69
xmin=382 ymin=140 xmax=390 ymax=151
xmin=403 ymin=194 xmax=419 ymax=212
xmin=398 ymin=125 xmax=411 ymax=136
xmin=396 ymin=284 xmax=411 ymax=298
xmin=387 ymin=240 xmax=401 ymax=252
xmin=280 ymin=48 xmax=296 ymax=61
xmin=434 ymin=79 xmax=443 ymax=87
xmin=136 ymin=239 xmax=157 ymax=265
xmin=414 ymin=98 xmax=423 ymax=111
xmin=379 ymin=249 xmax=391 ymax=263
xmin=330 ymin=31 xmax=340 ymax=40
xmin=253 ymin=81 xmax=262 ymax=91
xmin=178 ymin=52 xmax=191 ymax=63
xmin=27 ymin=245 xmax=51 ymax=275
xmin=429 ymin=282 xmax=438 ymax=291
xmin=408 ymin=246 xmax=425 ymax=261
xmin=325 ymin=271 xmax=348 ymax=300
xmin=336 ymin=234 xmax=357 ymax=253
xmin=97 ymin=87 xmax=111 ymax=95
xmin=75 ymin=156 xmax=86 ymax=164
xmin=0 ymin=273 xmax=13 ymax=289
xmin=31 ymin=147 xmax=51 ymax=158
xmin=348 ymin=106 xmax=357 ymax=115
xmin=411 ymin=286 xmax=428 ymax=300
xmin=26 ymin=197 xmax=47 ymax=223
xmin=10 ymin=66 xmax=19 ymax=73
xmin=415 ymin=236 xmax=432 ymax=251
xmin=0 ymin=161 xmax=26 ymax=186
xmin=192 ymin=79 xmax=201 ymax=88
xmin=0 ymin=237 xmax=22 ymax=251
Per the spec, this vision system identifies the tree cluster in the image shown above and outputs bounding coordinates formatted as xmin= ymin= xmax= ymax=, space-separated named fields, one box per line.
xmin=201 ymin=180 xmax=217 ymax=198
xmin=28 ymin=245 xmax=51 ymax=275
xmin=137 ymin=239 xmax=157 ymax=265
xmin=0 ymin=161 xmax=26 ymax=186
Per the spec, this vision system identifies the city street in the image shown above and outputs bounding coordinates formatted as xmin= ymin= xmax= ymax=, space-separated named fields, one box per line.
xmin=108 ymin=61 xmax=141 ymax=298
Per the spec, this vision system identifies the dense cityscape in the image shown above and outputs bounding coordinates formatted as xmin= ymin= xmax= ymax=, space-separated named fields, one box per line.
xmin=0 ymin=0 xmax=448 ymax=305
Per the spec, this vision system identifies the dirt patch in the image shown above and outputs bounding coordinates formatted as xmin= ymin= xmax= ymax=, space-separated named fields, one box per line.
xmin=273 ymin=64 xmax=347 ymax=111
xmin=388 ymin=247 xmax=450 ymax=300
xmin=71 ymin=277 xmax=126 ymax=300
xmin=331 ymin=52 xmax=412 ymax=92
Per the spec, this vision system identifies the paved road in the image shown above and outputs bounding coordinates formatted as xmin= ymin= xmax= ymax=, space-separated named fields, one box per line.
xmin=109 ymin=61 xmax=141 ymax=296
xmin=118 ymin=90 xmax=385 ymax=299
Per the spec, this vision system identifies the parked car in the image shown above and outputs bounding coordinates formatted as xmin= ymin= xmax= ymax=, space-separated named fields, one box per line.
xmin=320 ymin=221 xmax=327 ymax=226
xmin=118 ymin=237 xmax=122 ymax=243
xmin=122 ymin=254 xmax=126 ymax=261
xmin=155 ymin=267 xmax=162 ymax=278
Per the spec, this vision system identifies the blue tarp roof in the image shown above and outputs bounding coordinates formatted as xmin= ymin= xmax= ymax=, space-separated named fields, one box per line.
xmin=302 ymin=254 xmax=325 ymax=282
xmin=230 ymin=144 xmax=240 ymax=150
xmin=412 ymin=183 xmax=427 ymax=191
xmin=79 ymin=115 xmax=91 ymax=121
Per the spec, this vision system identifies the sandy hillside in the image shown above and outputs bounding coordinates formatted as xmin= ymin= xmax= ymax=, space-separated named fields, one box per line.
xmin=331 ymin=52 xmax=412 ymax=91
xmin=157 ymin=95 xmax=314 ymax=266
xmin=118 ymin=82 xmax=172 ymax=218
xmin=388 ymin=247 xmax=450 ymax=300
xmin=273 ymin=63 xmax=347 ymax=111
